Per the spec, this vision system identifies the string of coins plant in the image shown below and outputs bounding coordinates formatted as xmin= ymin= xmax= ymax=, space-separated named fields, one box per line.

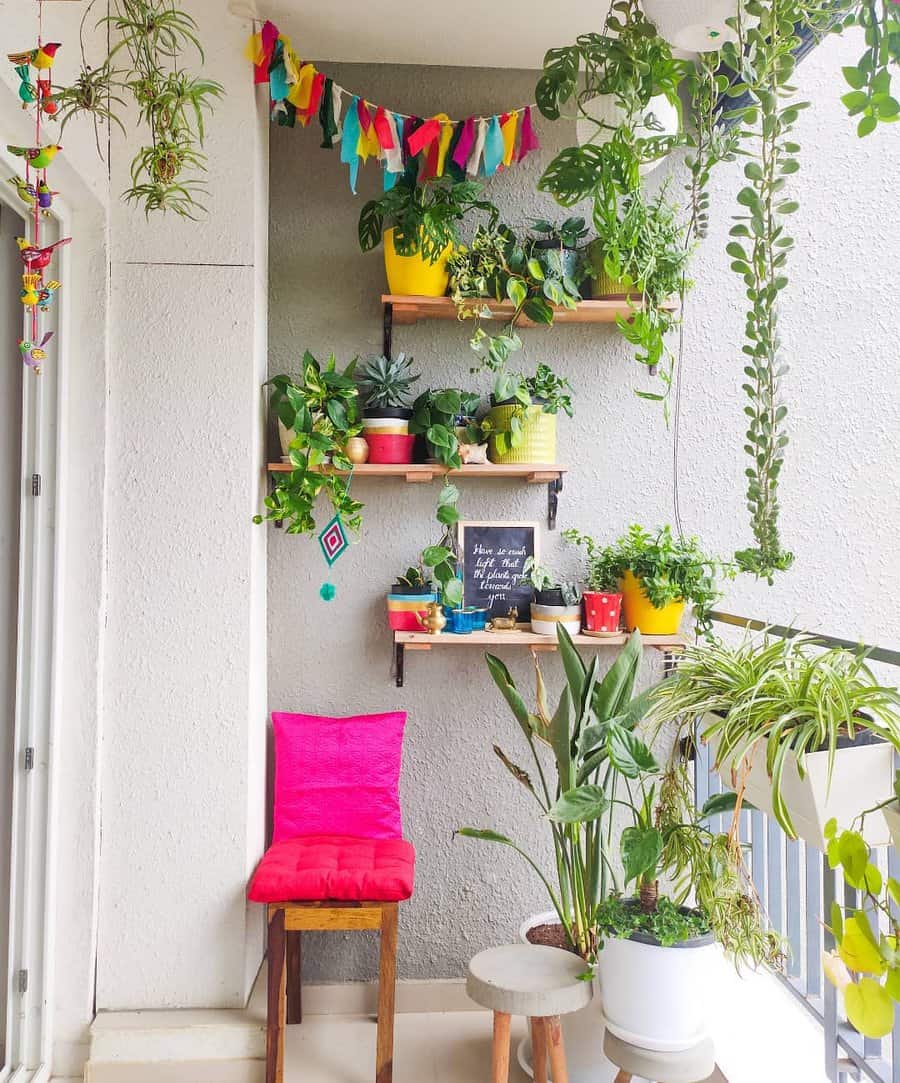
xmin=54 ymin=0 xmax=223 ymax=217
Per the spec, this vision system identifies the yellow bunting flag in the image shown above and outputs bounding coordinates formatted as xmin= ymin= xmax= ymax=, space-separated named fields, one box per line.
xmin=501 ymin=112 xmax=518 ymax=167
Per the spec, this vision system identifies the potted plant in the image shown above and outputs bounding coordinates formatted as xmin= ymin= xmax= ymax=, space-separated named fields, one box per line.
xmin=564 ymin=524 xmax=726 ymax=637
xmin=564 ymin=530 xmax=624 ymax=636
xmin=824 ymin=814 xmax=900 ymax=1039
xmin=409 ymin=388 xmax=481 ymax=468
xmin=356 ymin=352 xmax=420 ymax=464
xmin=488 ymin=364 xmax=574 ymax=465
xmin=649 ymin=633 xmax=900 ymax=848
xmin=529 ymin=215 xmax=589 ymax=284
xmin=255 ymin=354 xmax=363 ymax=535
xmin=520 ymin=557 xmax=582 ymax=635
xmin=386 ymin=564 xmax=438 ymax=631
xmin=457 ymin=627 xmax=779 ymax=1078
xmin=358 ymin=175 xmax=497 ymax=297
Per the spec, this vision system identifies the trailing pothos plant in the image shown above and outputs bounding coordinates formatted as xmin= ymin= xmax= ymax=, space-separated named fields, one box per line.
xmin=421 ymin=482 xmax=463 ymax=607
xmin=55 ymin=0 xmax=224 ymax=217
xmin=254 ymin=354 xmax=363 ymax=536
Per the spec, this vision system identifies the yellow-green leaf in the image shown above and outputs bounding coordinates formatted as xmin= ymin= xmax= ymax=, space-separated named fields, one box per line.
xmin=888 ymin=878 xmax=900 ymax=908
xmin=845 ymin=979 xmax=894 ymax=1038
xmin=839 ymin=916 xmax=887 ymax=975
xmin=885 ymin=966 xmax=900 ymax=1003
xmin=824 ymin=817 xmax=838 ymax=840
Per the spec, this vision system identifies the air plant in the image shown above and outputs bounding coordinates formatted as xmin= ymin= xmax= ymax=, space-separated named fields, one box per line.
xmin=53 ymin=0 xmax=224 ymax=218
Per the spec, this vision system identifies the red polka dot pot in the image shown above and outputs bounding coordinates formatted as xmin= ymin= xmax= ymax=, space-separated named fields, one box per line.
xmin=583 ymin=591 xmax=624 ymax=635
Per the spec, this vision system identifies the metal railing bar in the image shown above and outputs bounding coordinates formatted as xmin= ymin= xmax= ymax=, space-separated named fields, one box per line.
xmin=786 ymin=838 xmax=803 ymax=979
xmin=806 ymin=845 xmax=822 ymax=998
xmin=708 ymin=611 xmax=900 ymax=668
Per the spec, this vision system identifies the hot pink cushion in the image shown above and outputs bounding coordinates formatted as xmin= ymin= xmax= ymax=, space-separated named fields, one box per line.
xmin=272 ymin=710 xmax=406 ymax=843
xmin=248 ymin=835 xmax=415 ymax=902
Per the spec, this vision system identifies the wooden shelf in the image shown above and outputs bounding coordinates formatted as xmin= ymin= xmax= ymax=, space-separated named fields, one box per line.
xmin=267 ymin=462 xmax=566 ymax=483
xmin=393 ymin=629 xmax=687 ymax=686
xmin=382 ymin=294 xmax=675 ymax=327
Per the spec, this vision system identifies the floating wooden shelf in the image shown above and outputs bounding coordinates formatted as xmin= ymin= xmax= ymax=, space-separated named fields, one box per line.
xmin=382 ymin=294 xmax=675 ymax=328
xmin=267 ymin=463 xmax=567 ymax=527
xmin=393 ymin=629 xmax=687 ymax=686
xmin=267 ymin=462 xmax=566 ymax=482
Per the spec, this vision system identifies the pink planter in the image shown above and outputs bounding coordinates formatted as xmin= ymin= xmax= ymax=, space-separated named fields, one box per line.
xmin=583 ymin=591 xmax=623 ymax=635
xmin=367 ymin=433 xmax=415 ymax=465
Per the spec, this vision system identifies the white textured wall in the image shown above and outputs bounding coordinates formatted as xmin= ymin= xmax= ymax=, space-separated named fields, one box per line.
xmin=95 ymin=4 xmax=269 ymax=1011
xmin=268 ymin=31 xmax=899 ymax=982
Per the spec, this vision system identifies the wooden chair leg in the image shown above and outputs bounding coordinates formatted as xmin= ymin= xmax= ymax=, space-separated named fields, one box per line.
xmin=286 ymin=930 xmax=302 ymax=1025
xmin=376 ymin=902 xmax=398 ymax=1083
xmin=491 ymin=1011 xmax=511 ymax=1083
xmin=613 ymin=1073 xmax=633 ymax=1083
xmin=530 ymin=1017 xmax=548 ymax=1083
xmin=266 ymin=907 xmax=286 ymax=1083
xmin=547 ymin=1016 xmax=569 ymax=1083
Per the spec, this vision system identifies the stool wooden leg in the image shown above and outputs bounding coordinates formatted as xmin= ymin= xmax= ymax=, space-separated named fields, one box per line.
xmin=376 ymin=902 xmax=398 ymax=1083
xmin=613 ymin=1072 xmax=632 ymax=1083
xmin=547 ymin=1016 xmax=568 ymax=1083
xmin=266 ymin=907 xmax=286 ymax=1083
xmin=491 ymin=1011 xmax=511 ymax=1083
xmin=530 ymin=1017 xmax=548 ymax=1083
xmin=286 ymin=930 xmax=302 ymax=1025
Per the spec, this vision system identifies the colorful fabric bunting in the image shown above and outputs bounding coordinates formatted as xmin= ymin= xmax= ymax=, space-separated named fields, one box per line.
xmin=248 ymin=21 xmax=542 ymax=189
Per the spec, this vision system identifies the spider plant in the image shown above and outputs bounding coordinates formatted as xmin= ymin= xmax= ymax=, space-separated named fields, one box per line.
xmin=649 ymin=634 xmax=900 ymax=837
xmin=54 ymin=0 xmax=223 ymax=218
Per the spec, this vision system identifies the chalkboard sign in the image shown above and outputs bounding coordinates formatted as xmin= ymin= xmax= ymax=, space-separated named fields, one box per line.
xmin=458 ymin=521 xmax=539 ymax=620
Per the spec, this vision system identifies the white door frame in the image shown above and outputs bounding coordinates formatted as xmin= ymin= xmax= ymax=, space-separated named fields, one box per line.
xmin=0 ymin=157 xmax=70 ymax=1083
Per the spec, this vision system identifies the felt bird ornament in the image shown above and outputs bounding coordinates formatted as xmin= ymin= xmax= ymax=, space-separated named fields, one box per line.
xmin=18 ymin=331 xmax=53 ymax=372
xmin=37 ymin=180 xmax=57 ymax=212
xmin=7 ymin=176 xmax=37 ymax=208
xmin=7 ymin=43 xmax=62 ymax=71
xmin=38 ymin=280 xmax=60 ymax=311
xmin=38 ymin=81 xmax=58 ymax=117
xmin=6 ymin=144 xmax=63 ymax=170
xmin=15 ymin=235 xmax=72 ymax=272
xmin=20 ymin=274 xmax=41 ymax=307
xmin=14 ymin=64 xmax=36 ymax=107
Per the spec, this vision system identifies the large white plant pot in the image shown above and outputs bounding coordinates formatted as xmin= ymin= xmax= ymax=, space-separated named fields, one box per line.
xmin=575 ymin=94 xmax=679 ymax=176
xmin=707 ymin=726 xmax=894 ymax=849
xmin=517 ymin=912 xmax=617 ymax=1083
xmin=598 ymin=930 xmax=717 ymax=1052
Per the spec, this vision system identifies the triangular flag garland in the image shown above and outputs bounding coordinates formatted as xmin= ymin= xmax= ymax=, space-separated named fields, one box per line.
xmin=245 ymin=21 xmax=541 ymax=192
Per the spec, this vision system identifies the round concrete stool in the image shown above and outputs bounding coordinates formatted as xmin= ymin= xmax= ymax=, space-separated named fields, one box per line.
xmin=467 ymin=944 xmax=593 ymax=1083
xmin=604 ymin=1031 xmax=726 ymax=1083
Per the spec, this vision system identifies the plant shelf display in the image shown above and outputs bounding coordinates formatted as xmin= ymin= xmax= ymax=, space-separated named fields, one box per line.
xmin=267 ymin=463 xmax=568 ymax=528
xmin=393 ymin=629 xmax=687 ymax=687
xmin=382 ymin=294 xmax=677 ymax=328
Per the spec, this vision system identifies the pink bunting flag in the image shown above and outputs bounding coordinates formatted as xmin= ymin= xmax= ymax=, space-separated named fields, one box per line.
xmin=452 ymin=117 xmax=476 ymax=171
xmin=517 ymin=105 xmax=540 ymax=162
xmin=406 ymin=117 xmax=441 ymax=157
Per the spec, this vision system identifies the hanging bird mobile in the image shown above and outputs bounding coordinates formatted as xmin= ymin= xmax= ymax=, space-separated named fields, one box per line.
xmin=6 ymin=23 xmax=69 ymax=374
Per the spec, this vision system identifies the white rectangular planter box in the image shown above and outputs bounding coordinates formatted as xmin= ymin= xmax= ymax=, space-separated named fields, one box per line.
xmin=706 ymin=723 xmax=894 ymax=850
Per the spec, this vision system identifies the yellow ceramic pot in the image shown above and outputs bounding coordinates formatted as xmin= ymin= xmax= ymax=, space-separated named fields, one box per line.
xmin=620 ymin=570 xmax=685 ymax=634
xmin=384 ymin=228 xmax=452 ymax=297
xmin=487 ymin=405 xmax=557 ymax=465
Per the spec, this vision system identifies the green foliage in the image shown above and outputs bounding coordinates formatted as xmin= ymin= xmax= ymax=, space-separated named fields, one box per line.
xmin=596 ymin=895 xmax=710 ymax=948
xmin=358 ymin=175 xmax=497 ymax=263
xmin=255 ymin=354 xmax=363 ymax=535
xmin=564 ymin=524 xmax=730 ymax=635
xmin=832 ymin=0 xmax=900 ymax=134
xmin=420 ymin=482 xmax=463 ymax=607
xmin=520 ymin=557 xmax=581 ymax=606
xmin=530 ymin=216 xmax=590 ymax=248
xmin=356 ymin=353 xmax=420 ymax=410
xmin=824 ymin=815 xmax=900 ymax=1038
xmin=396 ymin=565 xmax=428 ymax=589
xmin=649 ymin=634 xmax=900 ymax=838
xmin=448 ymin=223 xmax=581 ymax=373
xmin=56 ymin=0 xmax=223 ymax=217
xmin=409 ymin=388 xmax=482 ymax=468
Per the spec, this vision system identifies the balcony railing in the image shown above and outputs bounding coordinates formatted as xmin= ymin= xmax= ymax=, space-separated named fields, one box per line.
xmin=694 ymin=611 xmax=900 ymax=1083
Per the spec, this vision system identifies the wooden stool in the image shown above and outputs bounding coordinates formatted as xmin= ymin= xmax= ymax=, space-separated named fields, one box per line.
xmin=603 ymin=1031 xmax=728 ymax=1083
xmin=267 ymin=900 xmax=398 ymax=1083
xmin=467 ymin=944 xmax=593 ymax=1083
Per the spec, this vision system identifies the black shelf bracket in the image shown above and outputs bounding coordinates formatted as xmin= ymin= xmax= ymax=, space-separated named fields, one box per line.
xmin=395 ymin=640 xmax=404 ymax=688
xmin=383 ymin=302 xmax=393 ymax=360
xmin=548 ymin=476 xmax=563 ymax=531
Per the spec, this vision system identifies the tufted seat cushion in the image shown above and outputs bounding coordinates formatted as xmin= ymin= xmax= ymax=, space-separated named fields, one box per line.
xmin=248 ymin=834 xmax=416 ymax=903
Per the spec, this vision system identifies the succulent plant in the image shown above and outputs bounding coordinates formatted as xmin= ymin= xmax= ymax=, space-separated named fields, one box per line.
xmin=356 ymin=352 xmax=420 ymax=410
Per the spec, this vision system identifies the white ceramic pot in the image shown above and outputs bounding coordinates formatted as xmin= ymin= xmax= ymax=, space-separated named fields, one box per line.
xmin=516 ymin=912 xmax=617 ymax=1083
xmin=277 ymin=419 xmax=295 ymax=459
xmin=575 ymin=94 xmax=679 ymax=175
xmin=598 ymin=927 xmax=716 ymax=1052
xmin=531 ymin=603 xmax=582 ymax=637
xmin=707 ymin=724 xmax=894 ymax=849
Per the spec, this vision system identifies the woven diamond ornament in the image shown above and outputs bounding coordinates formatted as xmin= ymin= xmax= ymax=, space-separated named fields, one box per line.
xmin=318 ymin=514 xmax=349 ymax=566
